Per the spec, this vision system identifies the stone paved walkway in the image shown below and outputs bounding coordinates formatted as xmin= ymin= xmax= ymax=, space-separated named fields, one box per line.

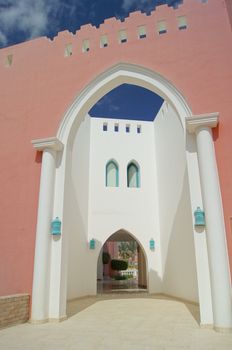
xmin=0 ymin=294 xmax=232 ymax=350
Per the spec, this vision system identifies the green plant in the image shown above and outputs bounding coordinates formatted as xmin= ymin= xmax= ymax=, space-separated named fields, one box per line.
xmin=102 ymin=252 xmax=111 ymax=264
xmin=114 ymin=275 xmax=128 ymax=280
xmin=111 ymin=259 xmax=128 ymax=271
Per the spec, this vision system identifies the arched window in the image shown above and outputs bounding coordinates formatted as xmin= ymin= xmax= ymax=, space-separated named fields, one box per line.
xmin=106 ymin=160 xmax=119 ymax=187
xmin=127 ymin=162 xmax=140 ymax=188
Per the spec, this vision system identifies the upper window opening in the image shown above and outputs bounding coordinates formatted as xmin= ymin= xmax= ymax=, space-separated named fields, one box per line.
xmin=114 ymin=123 xmax=119 ymax=132
xmin=100 ymin=35 xmax=108 ymax=48
xmin=157 ymin=20 xmax=167 ymax=35
xmin=137 ymin=125 xmax=141 ymax=134
xmin=106 ymin=161 xmax=119 ymax=187
xmin=64 ymin=43 xmax=72 ymax=57
xmin=119 ymin=30 xmax=127 ymax=43
xmin=138 ymin=25 xmax=146 ymax=39
xmin=178 ymin=16 xmax=187 ymax=30
xmin=127 ymin=162 xmax=140 ymax=188
xmin=126 ymin=124 xmax=130 ymax=133
xmin=103 ymin=122 xmax=108 ymax=131
xmin=82 ymin=39 xmax=90 ymax=52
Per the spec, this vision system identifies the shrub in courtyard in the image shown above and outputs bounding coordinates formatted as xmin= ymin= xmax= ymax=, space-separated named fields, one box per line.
xmin=114 ymin=275 xmax=128 ymax=280
xmin=111 ymin=259 xmax=128 ymax=271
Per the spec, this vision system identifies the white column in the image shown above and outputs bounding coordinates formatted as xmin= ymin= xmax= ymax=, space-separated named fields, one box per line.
xmin=187 ymin=114 xmax=232 ymax=331
xmin=30 ymin=137 xmax=63 ymax=323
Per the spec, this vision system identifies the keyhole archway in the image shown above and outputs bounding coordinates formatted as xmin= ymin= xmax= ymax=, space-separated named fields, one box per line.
xmin=97 ymin=229 xmax=148 ymax=294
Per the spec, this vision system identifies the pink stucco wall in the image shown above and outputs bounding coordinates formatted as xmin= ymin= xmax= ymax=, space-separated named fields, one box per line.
xmin=0 ymin=0 xmax=232 ymax=296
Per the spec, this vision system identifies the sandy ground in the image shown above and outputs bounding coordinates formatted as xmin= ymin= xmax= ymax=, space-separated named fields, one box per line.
xmin=0 ymin=293 xmax=232 ymax=350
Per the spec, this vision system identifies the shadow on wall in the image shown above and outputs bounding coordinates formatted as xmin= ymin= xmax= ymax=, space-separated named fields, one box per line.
xmin=162 ymin=168 xmax=198 ymax=303
xmin=64 ymin=145 xmax=94 ymax=300
xmin=148 ymin=268 xmax=162 ymax=293
xmin=147 ymin=269 xmax=199 ymax=326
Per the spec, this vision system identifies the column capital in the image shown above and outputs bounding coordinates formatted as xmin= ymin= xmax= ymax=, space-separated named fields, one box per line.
xmin=186 ymin=112 xmax=219 ymax=134
xmin=31 ymin=137 xmax=64 ymax=151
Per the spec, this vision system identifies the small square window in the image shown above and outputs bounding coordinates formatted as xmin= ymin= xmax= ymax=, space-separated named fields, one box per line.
xmin=5 ymin=54 xmax=13 ymax=67
xmin=114 ymin=124 xmax=119 ymax=132
xmin=157 ymin=20 xmax=167 ymax=35
xmin=119 ymin=30 xmax=127 ymax=44
xmin=137 ymin=125 xmax=141 ymax=134
xmin=103 ymin=123 xmax=108 ymax=131
xmin=64 ymin=43 xmax=72 ymax=57
xmin=178 ymin=16 xmax=187 ymax=30
xmin=138 ymin=25 xmax=146 ymax=39
xmin=82 ymin=39 xmax=90 ymax=52
xmin=100 ymin=35 xmax=108 ymax=48
xmin=126 ymin=125 xmax=130 ymax=133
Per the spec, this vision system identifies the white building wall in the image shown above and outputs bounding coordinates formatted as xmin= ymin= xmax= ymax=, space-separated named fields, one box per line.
xmin=65 ymin=107 xmax=199 ymax=302
xmin=154 ymin=102 xmax=198 ymax=302
xmin=88 ymin=117 xmax=162 ymax=294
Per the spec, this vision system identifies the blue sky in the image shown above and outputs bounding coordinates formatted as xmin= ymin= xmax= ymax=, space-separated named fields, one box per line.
xmin=0 ymin=0 xmax=181 ymax=121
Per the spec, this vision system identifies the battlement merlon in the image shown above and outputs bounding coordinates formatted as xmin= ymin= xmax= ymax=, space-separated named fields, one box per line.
xmin=0 ymin=0 xmax=231 ymax=63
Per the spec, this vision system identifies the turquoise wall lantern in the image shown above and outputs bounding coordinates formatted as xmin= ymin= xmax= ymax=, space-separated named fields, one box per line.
xmin=150 ymin=238 xmax=155 ymax=250
xmin=89 ymin=239 xmax=95 ymax=250
xmin=194 ymin=207 xmax=205 ymax=226
xmin=51 ymin=217 xmax=61 ymax=235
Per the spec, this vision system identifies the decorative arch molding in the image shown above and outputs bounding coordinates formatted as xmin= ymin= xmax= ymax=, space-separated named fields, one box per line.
xmin=57 ymin=62 xmax=192 ymax=144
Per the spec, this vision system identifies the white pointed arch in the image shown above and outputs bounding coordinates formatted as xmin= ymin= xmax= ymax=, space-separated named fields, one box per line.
xmin=46 ymin=62 xmax=213 ymax=325
xmin=57 ymin=62 xmax=192 ymax=144
xmin=52 ymin=62 xmax=193 ymax=315
xmin=96 ymin=228 xmax=148 ymax=290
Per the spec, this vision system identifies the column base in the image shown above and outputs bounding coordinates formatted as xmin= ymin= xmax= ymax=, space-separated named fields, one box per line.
xmin=214 ymin=326 xmax=232 ymax=333
xmin=29 ymin=315 xmax=67 ymax=324
xmin=29 ymin=318 xmax=49 ymax=325
xmin=48 ymin=315 xmax=67 ymax=323
xmin=200 ymin=324 xmax=213 ymax=329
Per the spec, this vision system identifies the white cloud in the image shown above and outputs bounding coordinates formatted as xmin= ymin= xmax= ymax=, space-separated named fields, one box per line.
xmin=95 ymin=94 xmax=120 ymax=113
xmin=0 ymin=0 xmax=77 ymax=47
xmin=121 ymin=0 xmax=155 ymax=12
xmin=0 ymin=30 xmax=7 ymax=46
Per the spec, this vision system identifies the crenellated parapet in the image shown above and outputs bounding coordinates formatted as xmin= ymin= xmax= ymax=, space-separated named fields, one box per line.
xmin=0 ymin=0 xmax=218 ymax=67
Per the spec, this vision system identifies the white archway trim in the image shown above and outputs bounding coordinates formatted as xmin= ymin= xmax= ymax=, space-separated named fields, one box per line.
xmin=57 ymin=63 xmax=192 ymax=143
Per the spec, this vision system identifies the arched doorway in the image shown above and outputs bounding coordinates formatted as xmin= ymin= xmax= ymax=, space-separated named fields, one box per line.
xmin=97 ymin=230 xmax=147 ymax=294
xmin=31 ymin=63 xmax=231 ymax=330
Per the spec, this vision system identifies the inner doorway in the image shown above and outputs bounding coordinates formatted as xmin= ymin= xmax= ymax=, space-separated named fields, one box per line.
xmin=97 ymin=229 xmax=147 ymax=294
